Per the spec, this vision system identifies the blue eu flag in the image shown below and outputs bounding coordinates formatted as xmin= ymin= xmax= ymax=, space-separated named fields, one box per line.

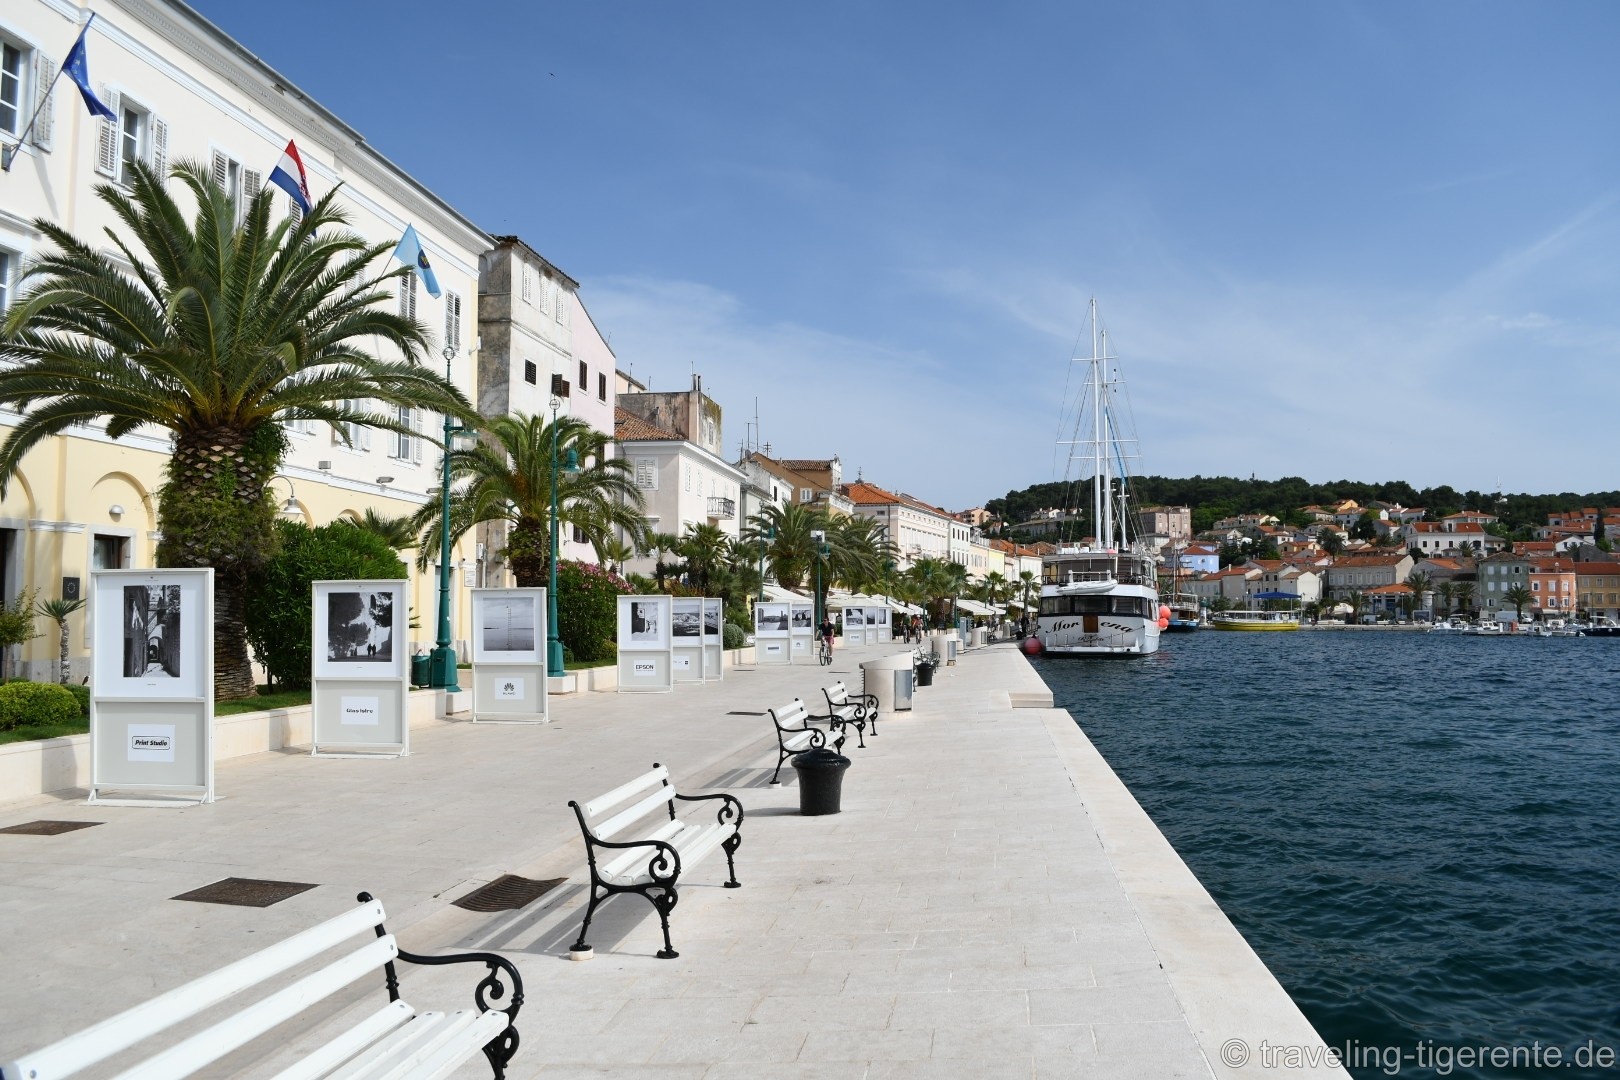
xmin=63 ymin=17 xmax=118 ymax=122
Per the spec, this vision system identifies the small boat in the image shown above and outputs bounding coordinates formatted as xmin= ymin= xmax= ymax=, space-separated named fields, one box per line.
xmin=1426 ymin=616 xmax=1470 ymax=634
xmin=1210 ymin=609 xmax=1301 ymax=631
xmin=1164 ymin=592 xmax=1203 ymax=632
xmin=1584 ymin=616 xmax=1620 ymax=638
xmin=1463 ymin=619 xmax=1505 ymax=636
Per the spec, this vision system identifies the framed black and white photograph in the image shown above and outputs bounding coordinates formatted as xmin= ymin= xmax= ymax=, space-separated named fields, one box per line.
xmin=703 ymin=598 xmax=722 ymax=641
xmin=791 ymin=606 xmax=813 ymax=630
xmin=844 ymin=607 xmax=863 ymax=629
xmin=471 ymin=589 xmax=545 ymax=665
xmin=313 ymin=580 xmax=408 ymax=679
xmin=672 ymin=598 xmax=702 ymax=639
xmin=617 ymin=594 xmax=672 ymax=652
xmin=122 ymin=584 xmax=182 ymax=679
xmin=754 ymin=602 xmax=790 ymax=637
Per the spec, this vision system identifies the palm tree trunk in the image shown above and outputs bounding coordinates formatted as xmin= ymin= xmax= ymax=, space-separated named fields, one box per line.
xmin=58 ymin=622 xmax=70 ymax=685
xmin=157 ymin=424 xmax=281 ymax=701
xmin=506 ymin=516 xmax=548 ymax=588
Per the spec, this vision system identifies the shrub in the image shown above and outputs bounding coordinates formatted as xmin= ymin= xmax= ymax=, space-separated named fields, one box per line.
xmin=66 ymin=684 xmax=90 ymax=717
xmin=556 ymin=560 xmax=630 ymax=662
xmin=245 ymin=520 xmax=407 ymax=690
xmin=722 ymin=622 xmax=747 ymax=650
xmin=0 ymin=682 xmax=81 ymax=730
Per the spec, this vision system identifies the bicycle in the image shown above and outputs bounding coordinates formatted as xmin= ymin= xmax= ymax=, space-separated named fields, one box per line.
xmin=818 ymin=637 xmax=833 ymax=665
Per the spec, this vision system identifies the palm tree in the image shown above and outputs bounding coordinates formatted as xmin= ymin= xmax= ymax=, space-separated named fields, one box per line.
xmin=412 ymin=412 xmax=645 ymax=587
xmin=1404 ymin=571 xmax=1431 ymax=619
xmin=678 ymin=524 xmax=731 ymax=595
xmin=0 ymin=160 xmax=472 ymax=699
xmin=644 ymin=531 xmax=685 ymax=592
xmin=1436 ymin=580 xmax=1456 ymax=616
xmin=34 ymin=597 xmax=85 ymax=685
xmin=596 ymin=536 xmax=635 ymax=575
xmin=340 ymin=509 xmax=419 ymax=551
xmin=1503 ymin=584 xmax=1534 ymax=622
xmin=743 ymin=502 xmax=821 ymax=591
xmin=1454 ymin=581 xmax=1476 ymax=616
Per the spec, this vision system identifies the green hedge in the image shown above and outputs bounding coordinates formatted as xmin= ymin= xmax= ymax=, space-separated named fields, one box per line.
xmin=66 ymin=684 xmax=90 ymax=717
xmin=0 ymin=682 xmax=81 ymax=730
xmin=556 ymin=561 xmax=630 ymax=662
xmin=722 ymin=622 xmax=747 ymax=649
xmin=245 ymin=520 xmax=407 ymax=690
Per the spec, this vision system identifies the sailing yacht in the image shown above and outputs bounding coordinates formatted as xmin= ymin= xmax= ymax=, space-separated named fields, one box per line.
xmin=1036 ymin=300 xmax=1162 ymax=656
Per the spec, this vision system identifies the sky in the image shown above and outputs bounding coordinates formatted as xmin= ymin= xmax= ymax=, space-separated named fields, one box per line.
xmin=204 ymin=0 xmax=1620 ymax=510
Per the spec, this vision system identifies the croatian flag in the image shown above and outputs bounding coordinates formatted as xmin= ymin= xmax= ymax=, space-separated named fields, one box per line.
xmin=268 ymin=139 xmax=313 ymax=214
xmin=392 ymin=225 xmax=442 ymax=299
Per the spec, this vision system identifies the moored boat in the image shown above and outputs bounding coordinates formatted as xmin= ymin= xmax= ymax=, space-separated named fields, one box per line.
xmin=1210 ymin=609 xmax=1301 ymax=631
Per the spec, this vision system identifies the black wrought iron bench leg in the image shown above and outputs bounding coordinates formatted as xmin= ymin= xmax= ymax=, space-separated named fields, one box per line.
xmin=723 ymin=832 xmax=742 ymax=888
xmin=650 ymin=887 xmax=680 ymax=959
xmin=572 ymin=885 xmax=603 ymax=953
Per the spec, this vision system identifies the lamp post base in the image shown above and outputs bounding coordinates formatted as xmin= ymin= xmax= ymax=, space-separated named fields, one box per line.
xmin=427 ymin=645 xmax=461 ymax=692
xmin=547 ymin=638 xmax=566 ymax=677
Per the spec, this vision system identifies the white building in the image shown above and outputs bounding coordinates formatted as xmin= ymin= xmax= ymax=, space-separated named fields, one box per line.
xmin=841 ymin=481 xmax=950 ymax=569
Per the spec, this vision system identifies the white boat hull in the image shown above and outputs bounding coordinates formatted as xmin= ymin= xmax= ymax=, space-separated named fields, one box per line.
xmin=1038 ymin=614 xmax=1161 ymax=655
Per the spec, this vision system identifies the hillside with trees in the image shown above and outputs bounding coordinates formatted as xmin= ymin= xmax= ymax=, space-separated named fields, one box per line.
xmin=984 ymin=476 xmax=1620 ymax=538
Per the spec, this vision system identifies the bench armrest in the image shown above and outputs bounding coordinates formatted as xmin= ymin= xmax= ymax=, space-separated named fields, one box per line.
xmin=673 ymin=790 xmax=745 ymax=830
xmin=582 ymin=834 xmax=684 ymax=885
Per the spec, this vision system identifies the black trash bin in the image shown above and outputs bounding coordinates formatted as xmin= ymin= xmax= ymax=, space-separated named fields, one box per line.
xmin=915 ymin=659 xmax=935 ymax=687
xmin=791 ymin=747 xmax=852 ymax=816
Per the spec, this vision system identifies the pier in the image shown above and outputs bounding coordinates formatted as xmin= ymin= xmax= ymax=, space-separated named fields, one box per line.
xmin=0 ymin=644 xmax=1346 ymax=1078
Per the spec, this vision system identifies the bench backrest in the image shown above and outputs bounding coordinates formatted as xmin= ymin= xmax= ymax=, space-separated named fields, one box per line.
xmin=2 ymin=899 xmax=395 ymax=1080
xmin=769 ymin=700 xmax=809 ymax=730
xmin=824 ymin=681 xmax=850 ymax=706
xmin=573 ymin=764 xmax=675 ymax=841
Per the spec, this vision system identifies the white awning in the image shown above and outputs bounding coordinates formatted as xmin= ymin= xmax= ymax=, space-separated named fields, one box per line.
xmin=956 ymin=598 xmax=996 ymax=616
xmin=761 ymin=584 xmax=807 ymax=603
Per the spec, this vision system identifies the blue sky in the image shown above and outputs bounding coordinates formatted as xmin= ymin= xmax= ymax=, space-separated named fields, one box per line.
xmin=205 ymin=0 xmax=1620 ymax=510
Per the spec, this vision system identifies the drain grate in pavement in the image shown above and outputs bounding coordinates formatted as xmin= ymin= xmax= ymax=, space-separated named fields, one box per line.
xmin=0 ymin=820 xmax=103 ymax=836
xmin=452 ymin=875 xmax=565 ymax=912
xmin=173 ymin=878 xmax=318 ymax=907
xmin=725 ymin=710 xmax=766 ymax=716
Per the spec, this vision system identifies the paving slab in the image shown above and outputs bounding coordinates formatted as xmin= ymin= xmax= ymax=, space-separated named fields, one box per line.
xmin=0 ymin=641 xmax=1346 ymax=1079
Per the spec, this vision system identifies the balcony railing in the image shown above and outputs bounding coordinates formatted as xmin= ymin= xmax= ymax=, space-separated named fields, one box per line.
xmin=707 ymin=496 xmax=736 ymax=519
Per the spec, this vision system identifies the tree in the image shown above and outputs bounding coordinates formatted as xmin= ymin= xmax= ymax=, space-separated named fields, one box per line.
xmin=34 ymin=597 xmax=85 ymax=685
xmin=677 ymin=524 xmax=731 ymax=596
xmin=1454 ymin=582 xmax=1475 ymax=615
xmin=1503 ymin=584 xmax=1533 ymax=622
xmin=597 ymin=536 xmax=635 ymax=575
xmin=0 ymin=160 xmax=472 ymax=699
xmin=743 ymin=501 xmax=821 ymax=591
xmin=0 ymin=590 xmax=40 ymax=680
xmin=339 ymin=509 xmax=419 ymax=551
xmin=1319 ymin=529 xmax=1345 ymax=556
xmin=411 ymin=412 xmax=645 ymax=587
xmin=1436 ymin=580 xmax=1455 ymax=616
xmin=1404 ymin=571 xmax=1431 ymax=618
xmin=644 ymin=531 xmax=685 ymax=592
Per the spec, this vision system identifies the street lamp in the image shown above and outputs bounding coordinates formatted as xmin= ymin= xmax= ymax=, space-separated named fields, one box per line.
xmin=547 ymin=395 xmax=580 ymax=675
xmin=757 ymin=522 xmax=774 ymax=609
xmin=430 ymin=345 xmax=471 ymax=692
xmin=810 ymin=528 xmax=828 ymax=625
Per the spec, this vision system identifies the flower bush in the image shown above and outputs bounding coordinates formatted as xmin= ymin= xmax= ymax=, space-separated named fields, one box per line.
xmin=556 ymin=560 xmax=631 ymax=663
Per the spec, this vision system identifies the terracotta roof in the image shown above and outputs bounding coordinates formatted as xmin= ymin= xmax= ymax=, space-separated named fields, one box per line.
xmin=1331 ymin=554 xmax=1409 ymax=567
xmin=1576 ymin=562 xmax=1620 ymax=575
xmin=1528 ymin=558 xmax=1578 ymax=572
xmin=841 ymin=481 xmax=902 ymax=506
xmin=614 ymin=407 xmax=682 ymax=442
xmin=778 ymin=459 xmax=833 ymax=472
xmin=1365 ymin=583 xmax=1413 ymax=595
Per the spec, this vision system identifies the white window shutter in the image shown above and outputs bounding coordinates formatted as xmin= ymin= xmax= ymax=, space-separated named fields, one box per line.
xmin=557 ymin=287 xmax=567 ymax=325
xmin=210 ymin=149 xmax=228 ymax=189
xmin=240 ymin=168 xmax=261 ymax=222
xmin=539 ymin=276 xmax=550 ymax=316
xmin=150 ymin=116 xmax=167 ymax=177
xmin=30 ymin=54 xmax=57 ymax=151
xmin=444 ymin=292 xmax=461 ymax=354
xmin=95 ymin=88 xmax=121 ymax=176
xmin=399 ymin=270 xmax=417 ymax=321
xmin=288 ymin=198 xmax=303 ymax=224
xmin=412 ymin=409 xmax=424 ymax=465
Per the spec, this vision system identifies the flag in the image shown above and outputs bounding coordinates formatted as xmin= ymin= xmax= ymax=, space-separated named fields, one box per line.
xmin=392 ymin=225 xmax=441 ymax=299
xmin=62 ymin=16 xmax=118 ymax=122
xmin=268 ymin=139 xmax=313 ymax=214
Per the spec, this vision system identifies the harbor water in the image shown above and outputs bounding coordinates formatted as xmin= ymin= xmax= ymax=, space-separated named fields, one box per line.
xmin=1034 ymin=631 xmax=1620 ymax=1079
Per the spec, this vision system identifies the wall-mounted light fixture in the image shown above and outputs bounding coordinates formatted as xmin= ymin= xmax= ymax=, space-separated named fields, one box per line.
xmin=109 ymin=504 xmax=125 ymax=518
xmin=375 ymin=476 xmax=395 ymax=487
xmin=267 ymin=476 xmax=299 ymax=514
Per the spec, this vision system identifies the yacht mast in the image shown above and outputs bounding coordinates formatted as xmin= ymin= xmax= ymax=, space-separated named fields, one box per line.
xmin=1100 ymin=326 xmax=1116 ymax=551
xmin=1090 ymin=299 xmax=1104 ymax=551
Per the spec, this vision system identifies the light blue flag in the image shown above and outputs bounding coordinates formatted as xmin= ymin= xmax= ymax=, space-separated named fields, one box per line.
xmin=63 ymin=16 xmax=118 ymax=122
xmin=392 ymin=225 xmax=442 ymax=299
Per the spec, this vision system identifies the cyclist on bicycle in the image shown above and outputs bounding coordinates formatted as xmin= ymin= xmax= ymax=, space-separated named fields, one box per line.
xmin=818 ymin=614 xmax=836 ymax=660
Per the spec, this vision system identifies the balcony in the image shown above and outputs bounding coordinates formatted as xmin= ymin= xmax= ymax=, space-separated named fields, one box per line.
xmin=707 ymin=496 xmax=736 ymax=520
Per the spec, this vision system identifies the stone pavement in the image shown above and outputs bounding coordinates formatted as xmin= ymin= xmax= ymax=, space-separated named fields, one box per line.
xmin=0 ymin=642 xmax=1346 ymax=1079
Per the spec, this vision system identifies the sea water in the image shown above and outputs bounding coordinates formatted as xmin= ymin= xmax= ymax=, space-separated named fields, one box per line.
xmin=1034 ymin=631 xmax=1620 ymax=1080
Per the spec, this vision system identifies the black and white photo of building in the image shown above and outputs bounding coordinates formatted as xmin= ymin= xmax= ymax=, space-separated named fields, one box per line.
xmin=123 ymin=585 xmax=182 ymax=678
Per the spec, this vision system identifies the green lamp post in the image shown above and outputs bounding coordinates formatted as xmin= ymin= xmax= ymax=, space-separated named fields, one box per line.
xmin=430 ymin=345 xmax=470 ymax=691
xmin=756 ymin=523 xmax=774 ymax=608
xmin=811 ymin=528 xmax=828 ymax=625
xmin=547 ymin=395 xmax=579 ymax=675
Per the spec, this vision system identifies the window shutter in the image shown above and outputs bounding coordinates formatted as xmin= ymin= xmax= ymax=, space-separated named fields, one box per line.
xmin=635 ymin=458 xmax=656 ymax=490
xmin=150 ymin=115 xmax=167 ymax=176
xmin=210 ymin=149 xmax=228 ymax=189
xmin=288 ymin=198 xmax=303 ymax=225
xmin=30 ymin=54 xmax=56 ymax=151
xmin=557 ymin=288 xmax=568 ymax=325
xmin=537 ymin=276 xmax=549 ymax=316
xmin=240 ymin=168 xmax=261 ymax=222
xmin=95 ymin=88 xmax=120 ymax=176
xmin=444 ymin=291 xmax=461 ymax=355
xmin=412 ymin=409 xmax=424 ymax=465
xmin=399 ymin=270 xmax=417 ymax=321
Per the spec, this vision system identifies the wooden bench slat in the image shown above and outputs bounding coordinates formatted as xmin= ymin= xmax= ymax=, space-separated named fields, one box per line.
xmin=582 ymin=766 xmax=669 ymax=818
xmin=265 ymin=1002 xmax=415 ymax=1080
xmin=330 ymin=1009 xmax=495 ymax=1080
xmin=4 ymin=900 xmax=389 ymax=1080
xmin=593 ymin=786 xmax=675 ymax=841
xmin=107 ymin=938 xmax=401 ymax=1080
xmin=371 ymin=1013 xmax=509 ymax=1080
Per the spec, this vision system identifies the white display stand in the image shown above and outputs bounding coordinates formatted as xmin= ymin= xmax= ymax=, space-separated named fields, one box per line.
xmin=843 ymin=606 xmax=867 ymax=647
xmin=701 ymin=598 xmax=723 ymax=681
xmin=790 ymin=603 xmax=816 ymax=663
xmin=89 ymin=568 xmax=215 ymax=805
xmin=671 ymin=597 xmax=704 ymax=684
xmin=618 ymin=595 xmax=674 ymax=692
xmin=311 ymin=580 xmax=409 ymax=757
xmin=470 ymin=588 xmax=547 ymax=723
xmin=870 ymin=605 xmax=892 ymax=644
xmin=753 ymin=601 xmax=791 ymax=665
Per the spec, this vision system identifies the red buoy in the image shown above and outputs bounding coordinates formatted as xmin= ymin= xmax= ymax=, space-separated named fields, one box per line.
xmin=1158 ymin=604 xmax=1171 ymax=621
xmin=1021 ymin=635 xmax=1044 ymax=656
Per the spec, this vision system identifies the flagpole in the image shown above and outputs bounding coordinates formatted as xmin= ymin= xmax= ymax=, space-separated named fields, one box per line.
xmin=3 ymin=13 xmax=99 ymax=174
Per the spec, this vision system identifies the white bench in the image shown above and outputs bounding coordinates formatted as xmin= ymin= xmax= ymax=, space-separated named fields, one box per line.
xmin=568 ymin=763 xmax=744 ymax=959
xmin=817 ymin=680 xmax=878 ymax=744
xmin=767 ymin=698 xmax=843 ymax=784
xmin=0 ymin=893 xmax=522 ymax=1080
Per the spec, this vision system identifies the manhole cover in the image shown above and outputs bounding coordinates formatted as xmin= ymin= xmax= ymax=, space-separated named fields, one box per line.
xmin=173 ymin=878 xmax=318 ymax=907
xmin=725 ymin=710 xmax=766 ymax=716
xmin=452 ymin=875 xmax=564 ymax=912
xmin=0 ymin=820 xmax=103 ymax=836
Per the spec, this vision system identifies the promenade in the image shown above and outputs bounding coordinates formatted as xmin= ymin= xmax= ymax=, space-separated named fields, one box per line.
xmin=0 ymin=643 xmax=1346 ymax=1079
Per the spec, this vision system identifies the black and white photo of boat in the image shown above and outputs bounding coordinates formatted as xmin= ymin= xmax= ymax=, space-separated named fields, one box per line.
xmin=480 ymin=598 xmax=536 ymax=652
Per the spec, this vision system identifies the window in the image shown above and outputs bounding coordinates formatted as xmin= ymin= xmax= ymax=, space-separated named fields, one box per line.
xmin=333 ymin=399 xmax=372 ymax=451
xmin=571 ymin=524 xmax=587 ymax=545
xmin=0 ymin=40 xmax=23 ymax=136
xmin=1 ymin=39 xmax=56 ymax=152
xmin=800 ymin=488 xmax=812 ymax=503
xmin=444 ymin=292 xmax=462 ymax=356
xmin=633 ymin=458 xmax=657 ymax=490
xmin=538 ymin=276 xmax=550 ymax=316
xmin=598 ymin=372 xmax=606 ymax=401
xmin=0 ymin=249 xmax=11 ymax=313
xmin=520 ymin=267 xmax=533 ymax=304
xmin=207 ymin=150 xmax=258 ymax=222
xmin=391 ymin=405 xmax=421 ymax=463
xmin=579 ymin=361 xmax=587 ymax=394
xmin=523 ymin=360 xmax=537 ymax=384
xmin=398 ymin=269 xmax=417 ymax=321
xmin=683 ymin=465 xmax=691 ymax=493
xmin=91 ymin=534 xmax=127 ymax=570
